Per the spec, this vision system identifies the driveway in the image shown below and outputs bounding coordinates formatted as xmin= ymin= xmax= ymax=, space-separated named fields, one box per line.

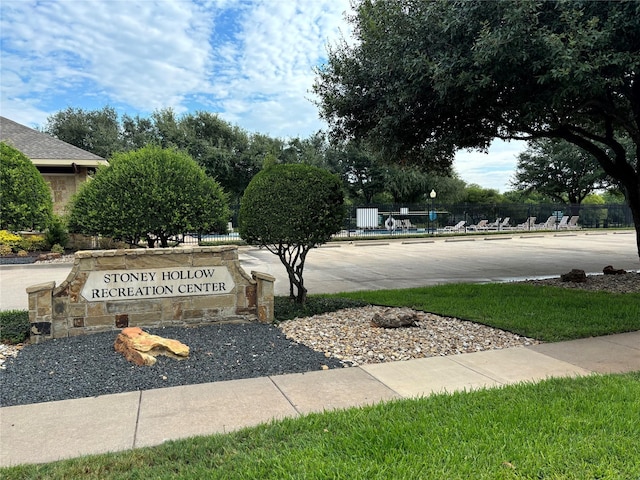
xmin=1 ymin=231 xmax=637 ymax=311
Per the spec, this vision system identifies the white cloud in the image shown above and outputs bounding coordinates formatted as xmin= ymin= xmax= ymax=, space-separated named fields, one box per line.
xmin=210 ymin=0 xmax=351 ymax=137
xmin=0 ymin=0 xmax=351 ymax=137
xmin=454 ymin=140 xmax=527 ymax=192
xmin=1 ymin=0 xmax=525 ymax=190
xmin=1 ymin=0 xmax=222 ymax=120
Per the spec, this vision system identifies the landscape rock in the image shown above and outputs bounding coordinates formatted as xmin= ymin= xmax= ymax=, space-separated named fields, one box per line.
xmin=560 ymin=269 xmax=587 ymax=283
xmin=370 ymin=307 xmax=419 ymax=328
xmin=603 ymin=265 xmax=627 ymax=275
xmin=36 ymin=252 xmax=62 ymax=262
xmin=114 ymin=327 xmax=189 ymax=366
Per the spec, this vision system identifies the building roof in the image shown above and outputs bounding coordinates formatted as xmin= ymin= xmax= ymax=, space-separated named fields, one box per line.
xmin=0 ymin=116 xmax=108 ymax=167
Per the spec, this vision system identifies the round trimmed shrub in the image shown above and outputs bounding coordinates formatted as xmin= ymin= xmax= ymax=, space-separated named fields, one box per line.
xmin=68 ymin=145 xmax=230 ymax=247
xmin=0 ymin=142 xmax=53 ymax=231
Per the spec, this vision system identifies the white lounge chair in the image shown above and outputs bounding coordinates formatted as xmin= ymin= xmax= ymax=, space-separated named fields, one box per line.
xmin=401 ymin=218 xmax=416 ymax=230
xmin=440 ymin=220 xmax=466 ymax=233
xmin=486 ymin=218 xmax=502 ymax=230
xmin=557 ymin=216 xmax=570 ymax=229
xmin=488 ymin=217 xmax=511 ymax=231
xmin=467 ymin=220 xmax=488 ymax=231
xmin=513 ymin=217 xmax=536 ymax=230
xmin=566 ymin=216 xmax=580 ymax=229
xmin=534 ymin=216 xmax=557 ymax=230
xmin=495 ymin=217 xmax=511 ymax=230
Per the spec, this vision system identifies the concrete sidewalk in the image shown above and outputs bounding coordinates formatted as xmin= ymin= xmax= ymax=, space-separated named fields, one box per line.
xmin=2 ymin=330 xmax=639 ymax=467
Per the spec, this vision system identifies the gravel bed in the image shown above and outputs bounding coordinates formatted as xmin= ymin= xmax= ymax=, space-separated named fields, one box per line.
xmin=0 ymin=257 xmax=38 ymax=265
xmin=279 ymin=306 xmax=538 ymax=366
xmin=520 ymin=271 xmax=640 ymax=294
xmin=0 ymin=323 xmax=347 ymax=407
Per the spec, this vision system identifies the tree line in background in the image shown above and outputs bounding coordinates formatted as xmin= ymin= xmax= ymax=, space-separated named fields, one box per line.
xmin=43 ymin=105 xmax=624 ymax=209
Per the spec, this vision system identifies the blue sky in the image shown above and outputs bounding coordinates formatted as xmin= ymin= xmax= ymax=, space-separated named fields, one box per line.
xmin=0 ymin=0 xmax=524 ymax=192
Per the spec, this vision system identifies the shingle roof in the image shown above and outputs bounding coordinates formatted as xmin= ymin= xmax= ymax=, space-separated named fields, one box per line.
xmin=0 ymin=116 xmax=108 ymax=167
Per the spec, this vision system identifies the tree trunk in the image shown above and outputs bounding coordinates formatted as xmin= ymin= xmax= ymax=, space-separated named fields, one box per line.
xmin=282 ymin=262 xmax=307 ymax=304
xmin=277 ymin=245 xmax=309 ymax=305
xmin=625 ymin=182 xmax=640 ymax=262
xmin=569 ymin=203 xmax=580 ymax=216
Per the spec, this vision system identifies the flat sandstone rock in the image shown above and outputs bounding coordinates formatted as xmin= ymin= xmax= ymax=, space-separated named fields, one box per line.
xmin=370 ymin=307 xmax=419 ymax=328
xmin=114 ymin=327 xmax=190 ymax=366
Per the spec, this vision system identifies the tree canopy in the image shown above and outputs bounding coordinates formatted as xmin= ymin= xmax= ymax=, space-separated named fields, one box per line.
xmin=0 ymin=142 xmax=53 ymax=231
xmin=44 ymin=107 xmax=314 ymax=203
xmin=44 ymin=106 xmax=121 ymax=159
xmin=68 ymin=145 xmax=229 ymax=247
xmin=315 ymin=0 xmax=640 ymax=258
xmin=512 ymin=138 xmax=611 ymax=205
xmin=238 ymin=164 xmax=345 ymax=304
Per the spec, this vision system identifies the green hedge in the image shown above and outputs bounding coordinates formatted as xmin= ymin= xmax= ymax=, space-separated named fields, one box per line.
xmin=274 ymin=296 xmax=368 ymax=323
xmin=0 ymin=310 xmax=29 ymax=344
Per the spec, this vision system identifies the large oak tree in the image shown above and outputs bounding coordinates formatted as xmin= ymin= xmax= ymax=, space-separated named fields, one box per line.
xmin=512 ymin=138 xmax=611 ymax=207
xmin=314 ymin=0 xmax=640 ymax=259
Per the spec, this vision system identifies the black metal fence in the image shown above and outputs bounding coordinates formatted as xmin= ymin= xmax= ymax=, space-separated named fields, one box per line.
xmin=182 ymin=202 xmax=634 ymax=244
xmin=335 ymin=202 xmax=633 ymax=237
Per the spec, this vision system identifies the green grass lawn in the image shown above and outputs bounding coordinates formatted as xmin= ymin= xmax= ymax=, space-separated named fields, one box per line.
xmin=3 ymin=373 xmax=639 ymax=479
xmin=329 ymin=283 xmax=640 ymax=342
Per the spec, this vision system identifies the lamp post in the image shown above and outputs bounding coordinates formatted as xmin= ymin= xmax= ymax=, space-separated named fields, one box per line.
xmin=429 ymin=189 xmax=437 ymax=234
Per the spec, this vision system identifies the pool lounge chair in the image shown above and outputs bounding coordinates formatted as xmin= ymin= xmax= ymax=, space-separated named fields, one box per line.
xmin=512 ymin=217 xmax=536 ymax=230
xmin=439 ymin=220 xmax=466 ymax=233
xmin=494 ymin=217 xmax=511 ymax=230
xmin=534 ymin=215 xmax=557 ymax=230
xmin=557 ymin=216 xmax=570 ymax=229
xmin=486 ymin=218 xmax=502 ymax=230
xmin=467 ymin=219 xmax=488 ymax=231
xmin=487 ymin=217 xmax=511 ymax=230
xmin=563 ymin=216 xmax=580 ymax=229
xmin=401 ymin=218 xmax=416 ymax=230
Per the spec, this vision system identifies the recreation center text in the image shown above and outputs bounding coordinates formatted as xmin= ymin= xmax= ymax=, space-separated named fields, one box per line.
xmin=81 ymin=267 xmax=235 ymax=301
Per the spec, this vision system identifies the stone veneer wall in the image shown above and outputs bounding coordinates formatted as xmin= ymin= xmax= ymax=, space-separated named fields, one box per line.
xmin=27 ymin=246 xmax=275 ymax=343
xmin=41 ymin=171 xmax=88 ymax=215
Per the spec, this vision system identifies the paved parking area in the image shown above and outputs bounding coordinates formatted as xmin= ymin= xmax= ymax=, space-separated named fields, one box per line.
xmin=0 ymin=231 xmax=638 ymax=310
xmin=240 ymin=231 xmax=639 ymax=295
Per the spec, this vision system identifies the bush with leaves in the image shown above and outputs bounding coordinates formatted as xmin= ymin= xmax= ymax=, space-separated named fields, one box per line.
xmin=274 ymin=296 xmax=369 ymax=323
xmin=17 ymin=235 xmax=46 ymax=252
xmin=0 ymin=142 xmax=53 ymax=231
xmin=51 ymin=243 xmax=65 ymax=254
xmin=0 ymin=230 xmax=21 ymax=252
xmin=239 ymin=164 xmax=345 ymax=304
xmin=68 ymin=145 xmax=230 ymax=248
xmin=44 ymin=214 xmax=70 ymax=250
xmin=0 ymin=310 xmax=30 ymax=344
xmin=0 ymin=230 xmax=45 ymax=253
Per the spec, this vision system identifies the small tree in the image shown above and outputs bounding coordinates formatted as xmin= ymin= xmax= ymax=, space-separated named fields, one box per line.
xmin=68 ymin=145 xmax=230 ymax=247
xmin=0 ymin=142 xmax=53 ymax=231
xmin=44 ymin=214 xmax=70 ymax=250
xmin=239 ymin=164 xmax=345 ymax=304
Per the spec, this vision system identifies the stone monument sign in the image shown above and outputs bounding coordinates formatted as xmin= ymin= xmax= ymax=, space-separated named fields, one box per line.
xmin=27 ymin=246 xmax=275 ymax=343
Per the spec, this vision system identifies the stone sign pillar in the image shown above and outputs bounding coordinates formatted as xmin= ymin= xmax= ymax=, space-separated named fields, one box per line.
xmin=26 ymin=246 xmax=275 ymax=343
